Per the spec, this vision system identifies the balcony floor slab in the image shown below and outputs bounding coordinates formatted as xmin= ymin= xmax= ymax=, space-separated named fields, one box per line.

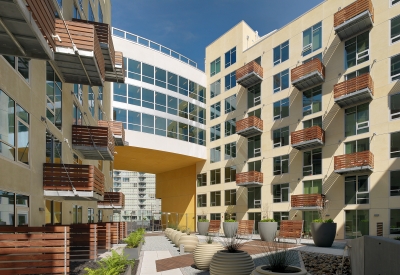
xmin=44 ymin=190 xmax=104 ymax=201
xmin=334 ymin=166 xmax=373 ymax=174
xmin=334 ymin=88 xmax=373 ymax=108
xmin=292 ymin=71 xmax=324 ymax=91
xmin=237 ymin=72 xmax=263 ymax=88
xmin=335 ymin=11 xmax=373 ymax=41
xmin=292 ymin=139 xmax=324 ymax=150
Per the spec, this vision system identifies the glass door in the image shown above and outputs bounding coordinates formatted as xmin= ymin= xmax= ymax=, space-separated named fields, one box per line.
xmin=345 ymin=210 xmax=369 ymax=239
xmin=248 ymin=212 xmax=261 ymax=233
xmin=303 ymin=211 xmax=319 ymax=237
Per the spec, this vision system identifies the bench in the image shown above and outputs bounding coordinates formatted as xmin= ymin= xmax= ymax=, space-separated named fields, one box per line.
xmin=208 ymin=220 xmax=221 ymax=237
xmin=275 ymin=220 xmax=303 ymax=244
xmin=237 ymin=220 xmax=254 ymax=239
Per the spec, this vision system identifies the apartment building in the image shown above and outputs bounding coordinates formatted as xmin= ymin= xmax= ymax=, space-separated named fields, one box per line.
xmin=197 ymin=0 xmax=400 ymax=239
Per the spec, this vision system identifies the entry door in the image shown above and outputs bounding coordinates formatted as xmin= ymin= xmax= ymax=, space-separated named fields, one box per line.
xmin=16 ymin=207 xmax=29 ymax=226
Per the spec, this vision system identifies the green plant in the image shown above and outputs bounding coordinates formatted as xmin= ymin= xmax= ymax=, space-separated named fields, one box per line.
xmin=394 ymin=236 xmax=400 ymax=241
xmin=225 ymin=205 xmax=235 ymax=221
xmin=257 ymin=241 xmax=298 ymax=272
xmin=124 ymin=229 xmax=145 ymax=248
xmin=84 ymin=250 xmax=134 ymax=275
xmin=313 ymin=218 xmax=334 ymax=223
xmin=224 ymin=219 xmax=236 ymax=222
xmin=198 ymin=218 xmax=209 ymax=222
xmin=260 ymin=218 xmax=276 ymax=222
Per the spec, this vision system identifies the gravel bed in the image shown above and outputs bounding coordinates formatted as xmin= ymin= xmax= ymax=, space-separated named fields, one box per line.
xmin=301 ymin=252 xmax=351 ymax=275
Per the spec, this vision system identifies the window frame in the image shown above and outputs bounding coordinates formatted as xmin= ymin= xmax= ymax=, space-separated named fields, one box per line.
xmin=210 ymin=124 xmax=221 ymax=142
xmin=391 ymin=54 xmax=400 ymax=82
xmin=224 ymin=71 xmax=236 ymax=91
xmin=210 ymin=146 xmax=221 ymax=163
xmin=225 ymin=119 xmax=236 ymax=137
xmin=197 ymin=173 xmax=207 ymax=187
xmin=391 ymin=15 xmax=400 ymax=44
xmin=344 ymin=31 xmax=370 ymax=69
xmin=224 ymin=142 xmax=236 ymax=160
xmin=225 ymin=47 xmax=236 ymax=68
xmin=248 ymin=187 xmax=261 ymax=209
xmin=210 ymin=79 xmax=221 ymax=98
xmin=344 ymin=175 xmax=370 ymax=205
xmin=210 ymin=57 xmax=221 ymax=77
xmin=225 ymin=166 xmax=236 ymax=183
xmin=210 ymin=102 xmax=221 ymax=120
xmin=390 ymin=131 xmax=400 ymax=158
xmin=344 ymin=103 xmax=370 ymax=137
xmin=273 ymin=183 xmax=290 ymax=203
xmin=273 ymin=126 xmax=289 ymax=148
xmin=224 ymin=94 xmax=237 ymax=114
xmin=197 ymin=194 xmax=207 ymax=207
xmin=210 ymin=169 xmax=221 ymax=185
xmin=273 ymin=98 xmax=289 ymax=120
xmin=390 ymin=93 xmax=400 ymax=120
xmin=273 ymin=154 xmax=289 ymax=175
xmin=273 ymin=40 xmax=289 ymax=66
xmin=225 ymin=189 xmax=237 ymax=206
xmin=390 ymin=208 xmax=400 ymax=234
xmin=302 ymin=22 xmax=322 ymax=57
xmin=302 ymin=86 xmax=322 ymax=116
xmin=390 ymin=170 xmax=400 ymax=196
xmin=303 ymin=148 xmax=322 ymax=176
xmin=210 ymin=191 xmax=221 ymax=207
xmin=273 ymin=69 xmax=289 ymax=93
xmin=248 ymin=135 xmax=261 ymax=158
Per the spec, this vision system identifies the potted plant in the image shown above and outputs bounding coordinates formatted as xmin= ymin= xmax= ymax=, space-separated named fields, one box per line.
xmin=310 ymin=197 xmax=337 ymax=247
xmin=223 ymin=205 xmax=238 ymax=238
xmin=197 ymin=218 xmax=210 ymax=236
xmin=193 ymin=234 xmax=223 ymax=270
xmin=124 ymin=228 xmax=145 ymax=260
xmin=0 ymin=218 xmax=5 ymax=225
xmin=179 ymin=228 xmax=199 ymax=252
xmin=258 ymin=203 xmax=277 ymax=242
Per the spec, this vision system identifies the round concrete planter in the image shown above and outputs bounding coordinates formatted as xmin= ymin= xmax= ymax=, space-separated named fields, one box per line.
xmin=170 ymin=230 xmax=179 ymax=242
xmin=223 ymin=222 xmax=238 ymax=238
xmin=193 ymin=243 xmax=224 ymax=270
xmin=258 ymin=222 xmax=278 ymax=242
xmin=179 ymin=234 xmax=199 ymax=252
xmin=210 ymin=250 xmax=254 ymax=275
xmin=165 ymin=228 xmax=172 ymax=238
xmin=251 ymin=265 xmax=307 ymax=275
xmin=197 ymin=222 xmax=210 ymax=235
xmin=311 ymin=222 xmax=337 ymax=247
xmin=173 ymin=232 xmax=186 ymax=246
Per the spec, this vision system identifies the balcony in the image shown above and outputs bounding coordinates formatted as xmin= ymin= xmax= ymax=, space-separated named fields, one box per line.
xmin=291 ymin=126 xmax=325 ymax=150
xmin=98 ymin=120 xmax=125 ymax=146
xmin=43 ymin=163 xmax=104 ymax=200
xmin=236 ymin=116 xmax=263 ymax=138
xmin=98 ymin=192 xmax=125 ymax=209
xmin=334 ymin=0 xmax=374 ymax=41
xmin=53 ymin=19 xmax=105 ymax=86
xmin=0 ymin=0 xmax=55 ymax=59
xmin=291 ymin=59 xmax=325 ymax=91
xmin=291 ymin=194 xmax=326 ymax=210
xmin=236 ymin=61 xmax=263 ymax=88
xmin=334 ymin=73 xmax=374 ymax=108
xmin=334 ymin=151 xmax=374 ymax=174
xmin=139 ymin=189 xmax=146 ymax=193
xmin=236 ymin=171 xmax=263 ymax=187
xmin=106 ymin=51 xmax=125 ymax=83
xmin=72 ymin=125 xmax=114 ymax=161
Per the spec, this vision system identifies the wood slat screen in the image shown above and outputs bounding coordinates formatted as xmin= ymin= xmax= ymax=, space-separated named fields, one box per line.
xmin=334 ymin=73 xmax=374 ymax=99
xmin=208 ymin=220 xmax=221 ymax=234
xmin=72 ymin=125 xmax=115 ymax=155
xmin=377 ymin=222 xmax=383 ymax=237
xmin=118 ymin=222 xmax=128 ymax=240
xmin=291 ymin=126 xmax=325 ymax=145
xmin=236 ymin=171 xmax=263 ymax=185
xmin=43 ymin=163 xmax=105 ymax=196
xmin=277 ymin=220 xmax=303 ymax=239
xmin=97 ymin=222 xmax=111 ymax=251
xmin=291 ymin=194 xmax=325 ymax=208
xmin=69 ymin=224 xmax=97 ymax=261
xmin=98 ymin=192 xmax=125 ymax=208
xmin=236 ymin=60 xmax=263 ymax=80
xmin=334 ymin=151 xmax=374 ymax=170
xmin=237 ymin=220 xmax=254 ymax=235
xmin=236 ymin=116 xmax=263 ymax=133
xmin=334 ymin=0 xmax=374 ymax=27
xmin=109 ymin=222 xmax=120 ymax=244
xmin=98 ymin=120 xmax=125 ymax=142
xmin=291 ymin=58 xmax=325 ymax=83
xmin=0 ymin=226 xmax=69 ymax=275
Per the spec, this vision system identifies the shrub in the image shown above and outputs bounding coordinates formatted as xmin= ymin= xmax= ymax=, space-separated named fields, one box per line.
xmin=198 ymin=218 xmax=209 ymax=222
xmin=84 ymin=250 xmax=134 ymax=275
xmin=124 ymin=229 xmax=145 ymax=248
xmin=394 ymin=236 xmax=400 ymax=241
xmin=260 ymin=219 xmax=276 ymax=222
xmin=224 ymin=219 xmax=236 ymax=222
xmin=256 ymin=241 xmax=298 ymax=273
xmin=313 ymin=218 xmax=334 ymax=223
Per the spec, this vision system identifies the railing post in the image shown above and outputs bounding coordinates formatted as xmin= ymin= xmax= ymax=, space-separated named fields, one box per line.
xmin=64 ymin=226 xmax=67 ymax=275
xmin=94 ymin=224 xmax=97 ymax=261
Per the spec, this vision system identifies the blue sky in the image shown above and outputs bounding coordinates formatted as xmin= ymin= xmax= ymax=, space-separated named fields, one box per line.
xmin=111 ymin=0 xmax=324 ymax=70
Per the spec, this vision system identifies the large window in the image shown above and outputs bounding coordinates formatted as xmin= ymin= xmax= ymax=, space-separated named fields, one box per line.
xmin=197 ymin=194 xmax=206 ymax=207
xmin=210 ymin=169 xmax=221 ymax=185
xmin=345 ymin=210 xmax=369 ymax=239
xmin=303 ymin=148 xmax=322 ymax=176
xmin=197 ymin=173 xmax=206 ymax=187
xmin=0 ymin=191 xmax=29 ymax=226
xmin=248 ymin=135 xmax=261 ymax=158
xmin=345 ymin=138 xmax=369 ymax=155
xmin=45 ymin=200 xmax=62 ymax=225
xmin=225 ymin=94 xmax=237 ymax=114
xmin=390 ymin=170 xmax=400 ymax=196
xmin=302 ymin=22 xmax=322 ymax=56
xmin=249 ymin=160 xmax=261 ymax=172
xmin=248 ymin=187 xmax=261 ymax=209
xmin=46 ymin=131 xmax=62 ymax=164
xmin=210 ymin=191 xmax=221 ymax=206
xmin=210 ymin=79 xmax=221 ymax=98
xmin=73 ymin=205 xmax=83 ymax=224
xmin=345 ymin=175 xmax=369 ymax=204
xmin=248 ymin=83 xmax=261 ymax=108
xmin=390 ymin=93 xmax=400 ymax=120
xmin=225 ymin=47 xmax=236 ymax=68
xmin=225 ymin=72 xmax=236 ymax=91
xmin=391 ymin=54 xmax=400 ymax=81
xmin=273 ymin=41 xmax=289 ymax=65
xmin=224 ymin=142 xmax=236 ymax=160
xmin=273 ymin=155 xmax=289 ymax=175
xmin=225 ymin=119 xmax=236 ymax=137
xmin=273 ymin=69 xmax=289 ymax=93
xmin=273 ymin=183 xmax=289 ymax=203
xmin=88 ymin=86 xmax=95 ymax=117
xmin=2 ymin=55 xmax=29 ymax=82
xmin=88 ymin=208 xmax=94 ymax=223
xmin=210 ymin=102 xmax=220 ymax=120
xmin=273 ymin=98 xmax=289 ymax=120
xmin=0 ymin=90 xmax=29 ymax=164
xmin=46 ymin=62 xmax=62 ymax=129
xmin=273 ymin=126 xmax=289 ymax=148
xmin=210 ymin=57 xmax=221 ymax=76
xmin=390 ymin=209 xmax=400 ymax=234
xmin=98 ymin=1 xmax=103 ymax=22
xmin=345 ymin=66 xmax=369 ymax=80
xmin=304 ymin=179 xmax=322 ymax=194
xmin=225 ymin=189 xmax=236 ymax=206
xmin=303 ymin=86 xmax=322 ymax=116
xmin=225 ymin=166 xmax=236 ymax=183
xmin=303 ymin=116 xmax=322 ymax=128
xmin=210 ymin=146 xmax=221 ymax=163
xmin=210 ymin=124 xmax=221 ymax=142
xmin=391 ymin=132 xmax=400 ymax=158
xmin=345 ymin=31 xmax=369 ymax=69
xmin=345 ymin=103 xmax=369 ymax=137
xmin=273 ymin=212 xmax=289 ymax=230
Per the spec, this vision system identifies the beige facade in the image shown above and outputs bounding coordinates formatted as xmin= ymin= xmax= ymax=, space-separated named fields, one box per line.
xmin=197 ymin=0 xmax=400 ymax=239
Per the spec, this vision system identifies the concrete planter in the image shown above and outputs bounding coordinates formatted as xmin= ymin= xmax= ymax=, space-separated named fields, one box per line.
xmin=197 ymin=222 xmax=210 ymax=235
xmin=179 ymin=234 xmax=199 ymax=252
xmin=124 ymin=242 xmax=142 ymax=260
xmin=311 ymin=222 xmax=337 ymax=247
xmin=258 ymin=222 xmax=277 ymax=242
xmin=122 ymin=264 xmax=132 ymax=275
xmin=223 ymin=222 xmax=238 ymax=238
xmin=169 ymin=230 xmax=179 ymax=242
xmin=173 ymin=232 xmax=186 ymax=246
xmin=193 ymin=242 xmax=224 ymax=270
xmin=251 ymin=265 xmax=307 ymax=275
xmin=210 ymin=250 xmax=254 ymax=275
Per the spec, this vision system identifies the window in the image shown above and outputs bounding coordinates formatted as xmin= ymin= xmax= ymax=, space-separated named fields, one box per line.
xmin=345 ymin=31 xmax=369 ymax=69
xmin=179 ymin=76 xmax=188 ymax=96
xmin=210 ymin=146 xmax=221 ymax=163
xmin=302 ymin=22 xmax=322 ymax=56
xmin=391 ymin=54 xmax=400 ymax=81
xmin=210 ymin=169 xmax=221 ymax=185
xmin=45 ymin=200 xmax=62 ymax=225
xmin=198 ymin=85 xmax=206 ymax=104
xmin=46 ymin=63 xmax=62 ymax=129
xmin=248 ymin=135 xmax=261 ymax=158
xmin=3 ymin=55 xmax=30 ymax=81
xmin=88 ymin=208 xmax=94 ymax=223
xmin=345 ymin=175 xmax=369 ymax=204
xmin=73 ymin=205 xmax=83 ymax=224
xmin=390 ymin=209 xmax=400 ymax=234
xmin=225 ymin=142 xmax=236 ymax=160
xmin=199 ymin=107 xmax=206 ymax=125
xmin=391 ymin=94 xmax=400 ymax=120
xmin=303 ymin=116 xmax=322 ymax=128
xmin=178 ymin=100 xmax=188 ymax=119
xmin=0 ymin=191 xmax=29 ymax=226
xmin=197 ymin=173 xmax=206 ymax=187
xmin=345 ymin=209 xmax=369 ymax=239
xmin=273 ymin=126 xmax=289 ymax=148
xmin=225 ymin=94 xmax=237 ymax=114
xmin=74 ymin=84 xmax=83 ymax=105
xmin=273 ymin=155 xmax=289 ymax=175
xmin=303 ymin=86 xmax=322 ymax=116
xmin=178 ymin=122 xmax=188 ymax=141
xmin=225 ymin=189 xmax=236 ymax=206
xmin=225 ymin=47 xmax=236 ymax=68
xmin=57 ymin=0 xmax=62 ymax=8
xmin=73 ymin=4 xmax=81 ymax=19
xmin=197 ymin=194 xmax=206 ymax=207
xmin=248 ymin=187 xmax=261 ymax=208
xmin=225 ymin=119 xmax=236 ymax=137
xmin=98 ymin=86 xmax=103 ymax=105
xmin=273 ymin=69 xmax=289 ymax=93
xmin=304 ymin=179 xmax=322 ymax=194
xmin=210 ymin=124 xmax=221 ymax=142
xmin=391 ymin=132 xmax=400 ymax=158
xmin=273 ymin=183 xmax=289 ymax=203
xmin=88 ymin=86 xmax=95 ymax=117
xmin=98 ymin=209 xmax=102 ymax=222
xmin=98 ymin=1 xmax=103 ymax=22
xmin=88 ymin=2 xmax=95 ymax=21
xmin=345 ymin=103 xmax=369 ymax=137
xmin=273 ymin=98 xmax=289 ymax=120
xmin=248 ymin=160 xmax=261 ymax=172
xmin=210 ymin=213 xmax=221 ymax=220
xmin=273 ymin=212 xmax=289 ymax=230
xmin=210 ymin=102 xmax=220 ymax=120
xmin=303 ymin=148 xmax=322 ymax=176
xmin=225 ymin=72 xmax=236 ymax=91
xmin=46 ymin=131 xmax=62 ymax=164
xmin=210 ymin=79 xmax=221 ymax=98
xmin=345 ymin=138 xmax=369 ymax=155
xmin=248 ymin=108 xmax=261 ymax=118
xmin=210 ymin=191 xmax=221 ymax=206
xmin=273 ymin=41 xmax=289 ymax=65
xmin=73 ymin=104 xmax=82 ymax=125
xmin=345 ymin=66 xmax=370 ymax=80
xmin=248 ymin=83 xmax=261 ymax=108
xmin=0 ymin=90 xmax=30 ymax=164
xmin=210 ymin=57 xmax=221 ymax=76
xmin=390 ymin=170 xmax=400 ymax=196
xmin=225 ymin=166 xmax=236 ymax=183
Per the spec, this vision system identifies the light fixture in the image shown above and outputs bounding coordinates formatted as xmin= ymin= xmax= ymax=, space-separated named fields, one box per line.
xmin=39 ymin=207 xmax=45 ymax=211
xmin=374 ymin=214 xmax=379 ymax=217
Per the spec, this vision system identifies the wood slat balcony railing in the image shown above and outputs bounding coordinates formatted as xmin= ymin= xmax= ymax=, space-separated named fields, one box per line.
xmin=98 ymin=192 xmax=125 ymax=209
xmin=43 ymin=163 xmax=105 ymax=200
xmin=236 ymin=171 xmax=263 ymax=187
xmin=98 ymin=120 xmax=125 ymax=146
xmin=105 ymin=50 xmax=125 ymax=83
xmin=291 ymin=194 xmax=326 ymax=210
xmin=235 ymin=61 xmax=263 ymax=88
xmin=72 ymin=125 xmax=115 ymax=160
xmin=334 ymin=73 xmax=374 ymax=107
xmin=334 ymin=151 xmax=374 ymax=174
xmin=291 ymin=59 xmax=325 ymax=91
xmin=236 ymin=116 xmax=263 ymax=138
xmin=291 ymin=126 xmax=325 ymax=150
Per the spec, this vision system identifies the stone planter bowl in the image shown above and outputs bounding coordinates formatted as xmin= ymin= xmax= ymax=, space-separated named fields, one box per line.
xmin=210 ymin=250 xmax=254 ymax=275
xmin=311 ymin=222 xmax=337 ymax=247
xmin=193 ymin=242 xmax=223 ymax=270
xmin=258 ymin=222 xmax=277 ymax=242
xmin=197 ymin=222 xmax=210 ymax=235
xmin=169 ymin=230 xmax=179 ymax=242
xmin=179 ymin=234 xmax=199 ymax=252
xmin=173 ymin=232 xmax=186 ymax=246
xmin=251 ymin=265 xmax=307 ymax=275
xmin=223 ymin=222 xmax=238 ymax=238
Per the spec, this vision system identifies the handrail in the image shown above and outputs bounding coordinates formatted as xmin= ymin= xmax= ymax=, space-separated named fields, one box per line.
xmin=236 ymin=171 xmax=263 ymax=185
xmin=236 ymin=60 xmax=264 ymax=81
xmin=334 ymin=73 xmax=374 ymax=99
xmin=291 ymin=126 xmax=324 ymax=145
xmin=236 ymin=116 xmax=263 ymax=132
xmin=291 ymin=58 xmax=325 ymax=83
xmin=291 ymin=194 xmax=325 ymax=208
xmin=334 ymin=151 xmax=374 ymax=170
xmin=334 ymin=0 xmax=374 ymax=27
